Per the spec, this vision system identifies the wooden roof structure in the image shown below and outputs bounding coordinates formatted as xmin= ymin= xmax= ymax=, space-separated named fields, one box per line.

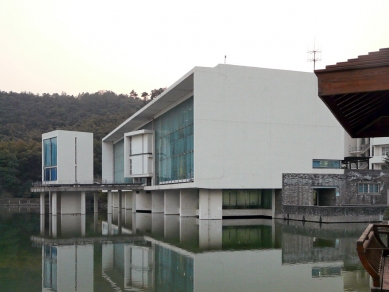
xmin=315 ymin=48 xmax=389 ymax=138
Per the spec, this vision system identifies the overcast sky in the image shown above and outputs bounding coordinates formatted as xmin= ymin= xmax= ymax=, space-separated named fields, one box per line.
xmin=1 ymin=0 xmax=388 ymax=96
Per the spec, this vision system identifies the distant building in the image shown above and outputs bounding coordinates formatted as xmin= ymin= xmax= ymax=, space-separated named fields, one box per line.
xmin=370 ymin=137 xmax=389 ymax=170
xmin=102 ymin=64 xmax=349 ymax=219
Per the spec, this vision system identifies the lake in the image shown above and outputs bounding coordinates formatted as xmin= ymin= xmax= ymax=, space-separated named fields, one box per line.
xmin=0 ymin=206 xmax=371 ymax=291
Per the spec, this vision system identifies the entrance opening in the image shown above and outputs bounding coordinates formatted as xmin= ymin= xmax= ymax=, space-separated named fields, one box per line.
xmin=312 ymin=187 xmax=337 ymax=206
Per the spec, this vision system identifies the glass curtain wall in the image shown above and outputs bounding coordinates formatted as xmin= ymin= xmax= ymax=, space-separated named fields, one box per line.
xmin=43 ymin=137 xmax=57 ymax=181
xmin=154 ymin=97 xmax=194 ymax=184
xmin=222 ymin=189 xmax=272 ymax=209
xmin=113 ymin=139 xmax=131 ymax=184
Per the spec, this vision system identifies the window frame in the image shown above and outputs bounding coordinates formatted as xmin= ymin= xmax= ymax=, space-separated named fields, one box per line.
xmin=312 ymin=159 xmax=341 ymax=169
xmin=358 ymin=183 xmax=380 ymax=194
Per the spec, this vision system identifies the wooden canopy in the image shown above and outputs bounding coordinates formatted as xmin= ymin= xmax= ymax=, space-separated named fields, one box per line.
xmin=315 ymin=48 xmax=389 ymax=138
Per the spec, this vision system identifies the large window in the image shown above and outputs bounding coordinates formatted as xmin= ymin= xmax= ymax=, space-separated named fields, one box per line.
xmin=312 ymin=159 xmax=341 ymax=169
xmin=43 ymin=137 xmax=57 ymax=181
xmin=358 ymin=183 xmax=380 ymax=194
xmin=113 ymin=139 xmax=131 ymax=184
xmin=222 ymin=189 xmax=272 ymax=209
xmin=382 ymin=146 xmax=389 ymax=156
xmin=155 ymin=97 xmax=194 ymax=184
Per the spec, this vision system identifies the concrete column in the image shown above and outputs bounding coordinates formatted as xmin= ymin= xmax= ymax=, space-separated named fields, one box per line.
xmin=124 ymin=192 xmax=132 ymax=210
xmin=40 ymin=192 xmax=45 ymax=215
xmin=81 ymin=192 xmax=86 ymax=215
xmin=40 ymin=215 xmax=45 ymax=236
xmin=107 ymin=191 xmax=112 ymax=214
xmin=94 ymin=212 xmax=98 ymax=233
xmin=132 ymin=192 xmax=137 ymax=213
xmin=271 ymin=189 xmax=276 ymax=218
xmin=52 ymin=192 xmax=57 ymax=216
xmin=118 ymin=190 xmax=122 ymax=213
xmin=135 ymin=191 xmax=152 ymax=211
xmin=94 ymin=192 xmax=98 ymax=213
xmin=198 ymin=189 xmax=222 ymax=220
xmin=49 ymin=191 xmax=52 ymax=214
xmin=199 ymin=220 xmax=222 ymax=249
xmin=49 ymin=215 xmax=52 ymax=237
xmin=151 ymin=191 xmax=164 ymax=213
xmin=81 ymin=214 xmax=86 ymax=237
xmin=118 ymin=209 xmax=122 ymax=235
xmin=52 ymin=215 xmax=58 ymax=238
xmin=164 ymin=190 xmax=180 ymax=215
xmin=124 ymin=209 xmax=132 ymax=229
xmin=180 ymin=189 xmax=198 ymax=217
xmin=107 ymin=213 xmax=113 ymax=235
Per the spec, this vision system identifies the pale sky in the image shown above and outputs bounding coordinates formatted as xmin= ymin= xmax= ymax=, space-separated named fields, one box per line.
xmin=0 ymin=0 xmax=388 ymax=96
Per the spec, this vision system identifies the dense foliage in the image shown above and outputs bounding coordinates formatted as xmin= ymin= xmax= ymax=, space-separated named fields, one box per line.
xmin=0 ymin=89 xmax=165 ymax=197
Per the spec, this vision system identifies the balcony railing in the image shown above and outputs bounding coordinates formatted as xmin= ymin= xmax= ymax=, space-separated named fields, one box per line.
xmin=349 ymin=142 xmax=370 ymax=154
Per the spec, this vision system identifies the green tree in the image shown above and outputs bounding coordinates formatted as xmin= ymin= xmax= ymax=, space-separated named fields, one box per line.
xmin=382 ymin=154 xmax=389 ymax=170
xmin=0 ymin=149 xmax=19 ymax=195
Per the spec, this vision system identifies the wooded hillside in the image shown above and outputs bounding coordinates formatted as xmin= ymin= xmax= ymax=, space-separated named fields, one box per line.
xmin=0 ymin=89 xmax=164 ymax=197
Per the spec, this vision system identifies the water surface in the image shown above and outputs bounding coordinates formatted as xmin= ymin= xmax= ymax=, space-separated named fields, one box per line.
xmin=0 ymin=207 xmax=371 ymax=291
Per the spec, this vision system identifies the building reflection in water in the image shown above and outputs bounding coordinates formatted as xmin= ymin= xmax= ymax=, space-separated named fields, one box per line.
xmin=32 ymin=209 xmax=371 ymax=292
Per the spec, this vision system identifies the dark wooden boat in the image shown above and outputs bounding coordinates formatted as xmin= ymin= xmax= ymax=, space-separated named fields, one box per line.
xmin=357 ymin=224 xmax=389 ymax=291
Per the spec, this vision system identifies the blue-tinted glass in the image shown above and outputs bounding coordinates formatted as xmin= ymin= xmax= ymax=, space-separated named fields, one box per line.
xmin=44 ymin=139 xmax=51 ymax=167
xmin=154 ymin=97 xmax=194 ymax=184
xmin=50 ymin=168 xmax=57 ymax=181
xmin=44 ymin=169 xmax=50 ymax=181
xmin=114 ymin=139 xmax=125 ymax=183
xmin=51 ymin=137 xmax=57 ymax=166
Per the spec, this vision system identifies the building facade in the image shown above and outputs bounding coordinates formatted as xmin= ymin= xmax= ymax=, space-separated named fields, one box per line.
xmin=42 ymin=130 xmax=93 ymax=185
xmin=101 ymin=64 xmax=348 ymax=219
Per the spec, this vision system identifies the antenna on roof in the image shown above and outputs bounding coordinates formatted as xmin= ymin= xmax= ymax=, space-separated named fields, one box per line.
xmin=307 ymin=39 xmax=321 ymax=71
xmin=224 ymin=55 xmax=226 ymax=64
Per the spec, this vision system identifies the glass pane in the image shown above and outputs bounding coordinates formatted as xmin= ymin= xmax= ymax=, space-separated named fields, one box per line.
xmin=51 ymin=137 xmax=57 ymax=166
xmin=51 ymin=168 xmax=57 ymax=181
xmin=44 ymin=139 xmax=51 ymax=167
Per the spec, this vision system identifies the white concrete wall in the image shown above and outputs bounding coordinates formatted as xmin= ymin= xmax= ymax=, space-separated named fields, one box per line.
xmin=42 ymin=130 xmax=93 ymax=184
xmin=102 ymin=141 xmax=114 ymax=182
xmin=193 ymin=65 xmax=345 ymax=189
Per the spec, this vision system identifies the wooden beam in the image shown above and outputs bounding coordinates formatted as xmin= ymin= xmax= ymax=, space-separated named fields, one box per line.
xmin=317 ymin=66 xmax=389 ymax=96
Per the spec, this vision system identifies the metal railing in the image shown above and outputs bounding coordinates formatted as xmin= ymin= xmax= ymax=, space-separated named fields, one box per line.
xmin=349 ymin=143 xmax=370 ymax=154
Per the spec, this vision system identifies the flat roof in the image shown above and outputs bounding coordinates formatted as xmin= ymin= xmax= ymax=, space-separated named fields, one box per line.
xmin=102 ymin=69 xmax=195 ymax=142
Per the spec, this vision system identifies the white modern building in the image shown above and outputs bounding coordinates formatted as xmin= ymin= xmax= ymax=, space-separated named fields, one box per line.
xmin=370 ymin=137 xmax=389 ymax=170
xmin=102 ymin=64 xmax=349 ymax=219
xmin=40 ymin=130 xmax=94 ymax=215
xmin=42 ymin=130 xmax=93 ymax=184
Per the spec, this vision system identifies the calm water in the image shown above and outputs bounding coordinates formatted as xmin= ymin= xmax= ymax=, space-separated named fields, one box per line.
xmin=0 ymin=207 xmax=371 ymax=292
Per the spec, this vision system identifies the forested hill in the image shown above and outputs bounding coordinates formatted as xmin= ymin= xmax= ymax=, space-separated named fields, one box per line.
xmin=0 ymin=89 xmax=164 ymax=197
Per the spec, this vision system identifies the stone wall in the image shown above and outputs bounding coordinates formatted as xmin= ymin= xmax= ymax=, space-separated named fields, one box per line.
xmin=283 ymin=170 xmax=389 ymax=207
